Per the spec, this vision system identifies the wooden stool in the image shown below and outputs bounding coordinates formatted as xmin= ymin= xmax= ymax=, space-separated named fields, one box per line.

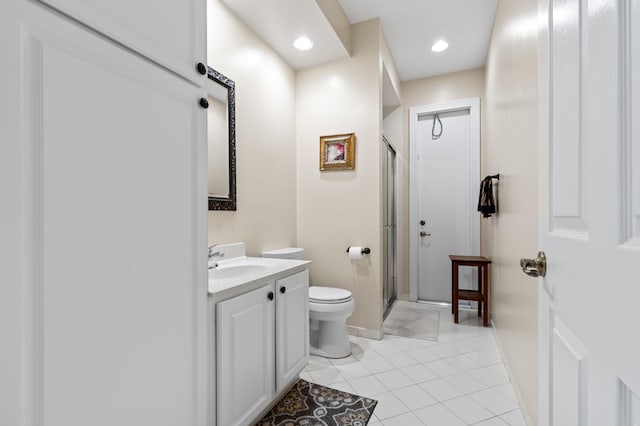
xmin=449 ymin=255 xmax=492 ymax=327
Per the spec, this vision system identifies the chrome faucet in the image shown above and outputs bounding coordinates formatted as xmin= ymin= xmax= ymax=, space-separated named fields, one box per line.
xmin=208 ymin=246 xmax=225 ymax=269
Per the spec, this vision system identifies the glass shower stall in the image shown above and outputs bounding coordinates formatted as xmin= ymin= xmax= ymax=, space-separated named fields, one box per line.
xmin=382 ymin=136 xmax=397 ymax=319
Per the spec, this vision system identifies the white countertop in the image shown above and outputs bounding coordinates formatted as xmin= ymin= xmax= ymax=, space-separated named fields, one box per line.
xmin=208 ymin=256 xmax=311 ymax=301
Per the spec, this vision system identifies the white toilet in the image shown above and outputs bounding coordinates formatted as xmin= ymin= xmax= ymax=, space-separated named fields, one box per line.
xmin=261 ymin=247 xmax=355 ymax=358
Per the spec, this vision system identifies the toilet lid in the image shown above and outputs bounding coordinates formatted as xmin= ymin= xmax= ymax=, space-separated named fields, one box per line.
xmin=309 ymin=286 xmax=352 ymax=304
xmin=261 ymin=247 xmax=304 ymax=259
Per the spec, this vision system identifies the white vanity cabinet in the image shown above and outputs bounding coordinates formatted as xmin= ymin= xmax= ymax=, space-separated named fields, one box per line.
xmin=215 ymin=269 xmax=309 ymax=426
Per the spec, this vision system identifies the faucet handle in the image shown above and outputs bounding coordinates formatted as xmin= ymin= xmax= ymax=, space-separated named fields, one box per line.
xmin=208 ymin=246 xmax=225 ymax=258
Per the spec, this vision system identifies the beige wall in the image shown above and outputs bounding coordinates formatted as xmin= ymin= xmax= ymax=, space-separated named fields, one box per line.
xmin=296 ymin=19 xmax=384 ymax=334
xmin=383 ymin=108 xmax=402 ymax=148
xmin=483 ymin=0 xmax=539 ymax=423
xmin=315 ymin=0 xmax=352 ymax=55
xmin=206 ymin=0 xmax=297 ymax=255
xmin=398 ymin=68 xmax=486 ymax=299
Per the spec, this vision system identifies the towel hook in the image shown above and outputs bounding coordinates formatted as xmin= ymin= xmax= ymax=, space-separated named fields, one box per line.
xmin=432 ymin=113 xmax=443 ymax=140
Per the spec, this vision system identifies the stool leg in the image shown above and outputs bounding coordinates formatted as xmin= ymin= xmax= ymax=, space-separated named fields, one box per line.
xmin=451 ymin=261 xmax=455 ymax=314
xmin=483 ymin=265 xmax=489 ymax=327
xmin=453 ymin=263 xmax=459 ymax=323
xmin=477 ymin=266 xmax=482 ymax=317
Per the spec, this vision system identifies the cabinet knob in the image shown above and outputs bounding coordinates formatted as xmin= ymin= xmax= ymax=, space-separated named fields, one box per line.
xmin=199 ymin=98 xmax=209 ymax=109
xmin=267 ymin=291 xmax=274 ymax=301
xmin=280 ymin=286 xmax=286 ymax=294
xmin=196 ymin=62 xmax=207 ymax=75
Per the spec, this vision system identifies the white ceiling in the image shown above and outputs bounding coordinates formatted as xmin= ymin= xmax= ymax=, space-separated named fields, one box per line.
xmin=340 ymin=0 xmax=498 ymax=81
xmin=221 ymin=0 xmax=498 ymax=82
xmin=220 ymin=0 xmax=351 ymax=70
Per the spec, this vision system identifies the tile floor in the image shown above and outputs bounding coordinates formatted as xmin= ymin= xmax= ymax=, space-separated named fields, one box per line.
xmin=300 ymin=304 xmax=527 ymax=426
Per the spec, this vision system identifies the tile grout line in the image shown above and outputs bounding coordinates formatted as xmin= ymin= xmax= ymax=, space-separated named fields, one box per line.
xmin=303 ymin=303 xmax=525 ymax=426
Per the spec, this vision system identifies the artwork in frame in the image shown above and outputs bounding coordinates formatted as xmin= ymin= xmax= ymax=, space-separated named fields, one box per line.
xmin=319 ymin=133 xmax=356 ymax=171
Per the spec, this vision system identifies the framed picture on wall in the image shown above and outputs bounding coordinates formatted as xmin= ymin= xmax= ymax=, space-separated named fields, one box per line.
xmin=319 ymin=133 xmax=356 ymax=171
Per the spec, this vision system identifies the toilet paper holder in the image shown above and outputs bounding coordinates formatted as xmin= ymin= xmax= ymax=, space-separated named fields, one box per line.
xmin=346 ymin=247 xmax=371 ymax=255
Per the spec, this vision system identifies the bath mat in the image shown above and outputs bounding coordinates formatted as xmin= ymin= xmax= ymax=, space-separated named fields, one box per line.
xmin=383 ymin=300 xmax=440 ymax=341
xmin=256 ymin=378 xmax=377 ymax=426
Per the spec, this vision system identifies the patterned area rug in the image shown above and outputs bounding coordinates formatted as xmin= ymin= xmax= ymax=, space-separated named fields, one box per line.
xmin=256 ymin=379 xmax=377 ymax=426
xmin=383 ymin=300 xmax=440 ymax=341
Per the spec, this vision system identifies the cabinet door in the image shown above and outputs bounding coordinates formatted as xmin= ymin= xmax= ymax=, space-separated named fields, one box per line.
xmin=36 ymin=0 xmax=206 ymax=84
xmin=275 ymin=270 xmax=310 ymax=393
xmin=0 ymin=2 xmax=208 ymax=425
xmin=217 ymin=283 xmax=275 ymax=426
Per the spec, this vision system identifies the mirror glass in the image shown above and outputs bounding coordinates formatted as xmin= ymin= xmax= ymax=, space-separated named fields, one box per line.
xmin=207 ymin=66 xmax=236 ymax=210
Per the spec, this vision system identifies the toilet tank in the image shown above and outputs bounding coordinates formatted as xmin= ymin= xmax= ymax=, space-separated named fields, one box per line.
xmin=261 ymin=247 xmax=304 ymax=260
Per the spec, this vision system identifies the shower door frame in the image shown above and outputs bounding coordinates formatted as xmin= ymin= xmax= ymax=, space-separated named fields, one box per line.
xmin=382 ymin=135 xmax=398 ymax=319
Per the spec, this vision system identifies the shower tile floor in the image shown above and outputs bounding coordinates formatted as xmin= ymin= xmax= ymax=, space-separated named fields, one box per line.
xmin=300 ymin=304 xmax=527 ymax=426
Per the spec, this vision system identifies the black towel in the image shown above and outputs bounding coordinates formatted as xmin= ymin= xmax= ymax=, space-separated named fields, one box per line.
xmin=477 ymin=176 xmax=496 ymax=218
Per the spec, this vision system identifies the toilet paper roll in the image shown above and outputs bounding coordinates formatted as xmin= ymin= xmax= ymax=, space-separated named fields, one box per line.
xmin=348 ymin=246 xmax=364 ymax=260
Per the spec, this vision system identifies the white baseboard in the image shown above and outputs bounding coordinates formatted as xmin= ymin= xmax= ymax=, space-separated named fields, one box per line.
xmin=490 ymin=319 xmax=536 ymax=426
xmin=347 ymin=325 xmax=383 ymax=340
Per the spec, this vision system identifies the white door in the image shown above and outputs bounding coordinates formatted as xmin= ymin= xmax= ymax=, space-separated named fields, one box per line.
xmin=275 ymin=270 xmax=309 ymax=393
xmin=410 ymin=99 xmax=481 ymax=302
xmin=0 ymin=1 xmax=208 ymax=424
xmin=536 ymin=0 xmax=640 ymax=424
xmin=35 ymin=0 xmax=206 ymax=84
xmin=217 ymin=283 xmax=275 ymax=426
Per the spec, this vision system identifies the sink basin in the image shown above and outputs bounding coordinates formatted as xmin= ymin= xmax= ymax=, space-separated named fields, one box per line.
xmin=206 ymin=248 xmax=311 ymax=296
xmin=209 ymin=264 xmax=269 ymax=280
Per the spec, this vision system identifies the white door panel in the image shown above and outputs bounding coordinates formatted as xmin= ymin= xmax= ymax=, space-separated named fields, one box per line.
xmin=275 ymin=270 xmax=309 ymax=393
xmin=217 ymin=283 xmax=275 ymax=426
xmin=538 ymin=0 xmax=640 ymax=424
xmin=36 ymin=0 xmax=206 ymax=84
xmin=418 ymin=110 xmax=473 ymax=302
xmin=410 ymin=99 xmax=480 ymax=303
xmin=624 ymin=0 xmax=640 ymax=247
xmin=551 ymin=317 xmax=588 ymax=426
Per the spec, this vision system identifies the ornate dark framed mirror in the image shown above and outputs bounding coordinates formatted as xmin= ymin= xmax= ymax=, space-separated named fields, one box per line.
xmin=206 ymin=65 xmax=236 ymax=210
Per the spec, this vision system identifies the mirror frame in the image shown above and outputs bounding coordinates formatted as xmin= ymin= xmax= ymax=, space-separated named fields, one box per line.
xmin=207 ymin=65 xmax=236 ymax=211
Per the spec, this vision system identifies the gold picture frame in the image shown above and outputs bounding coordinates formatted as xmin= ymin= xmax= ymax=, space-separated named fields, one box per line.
xmin=319 ymin=133 xmax=356 ymax=171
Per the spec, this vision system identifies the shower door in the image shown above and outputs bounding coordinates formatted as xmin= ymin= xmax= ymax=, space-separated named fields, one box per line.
xmin=382 ymin=137 xmax=397 ymax=318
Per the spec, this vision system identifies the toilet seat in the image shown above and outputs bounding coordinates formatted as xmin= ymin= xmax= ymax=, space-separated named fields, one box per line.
xmin=309 ymin=286 xmax=352 ymax=304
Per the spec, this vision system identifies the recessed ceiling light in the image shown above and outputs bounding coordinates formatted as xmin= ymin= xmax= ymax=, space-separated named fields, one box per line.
xmin=293 ymin=36 xmax=314 ymax=51
xmin=431 ymin=40 xmax=449 ymax=52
